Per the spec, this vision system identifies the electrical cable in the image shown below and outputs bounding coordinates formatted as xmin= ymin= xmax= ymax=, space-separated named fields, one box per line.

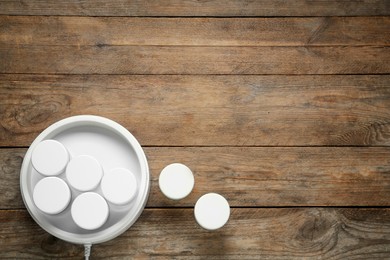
xmin=84 ymin=243 xmax=92 ymax=260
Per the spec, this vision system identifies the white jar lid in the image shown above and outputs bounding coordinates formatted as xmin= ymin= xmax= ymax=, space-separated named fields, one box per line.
xmin=33 ymin=177 xmax=71 ymax=215
xmin=101 ymin=168 xmax=138 ymax=205
xmin=194 ymin=193 xmax=230 ymax=230
xmin=31 ymin=140 xmax=69 ymax=176
xmin=71 ymin=192 xmax=109 ymax=230
xmin=66 ymin=155 xmax=103 ymax=191
xmin=158 ymin=163 xmax=194 ymax=200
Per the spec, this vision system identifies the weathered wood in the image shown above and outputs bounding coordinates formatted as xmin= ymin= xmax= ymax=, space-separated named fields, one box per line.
xmin=1 ymin=16 xmax=389 ymax=47
xmin=1 ymin=75 xmax=389 ymax=147
xmin=1 ymin=45 xmax=389 ymax=75
xmin=0 ymin=149 xmax=24 ymax=209
xmin=2 ymin=147 xmax=390 ymax=209
xmin=1 ymin=208 xmax=390 ymax=258
xmin=1 ymin=0 xmax=389 ymax=258
xmin=0 ymin=0 xmax=389 ymax=16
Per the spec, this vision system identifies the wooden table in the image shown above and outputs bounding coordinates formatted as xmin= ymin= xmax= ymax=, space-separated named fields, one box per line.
xmin=1 ymin=1 xmax=390 ymax=259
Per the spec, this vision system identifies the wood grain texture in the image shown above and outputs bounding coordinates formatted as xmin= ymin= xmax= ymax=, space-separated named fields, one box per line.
xmin=1 ymin=0 xmax=390 ymax=258
xmin=1 ymin=45 xmax=389 ymax=75
xmin=1 ymin=75 xmax=389 ymax=147
xmin=0 ymin=0 xmax=389 ymax=16
xmin=1 ymin=208 xmax=390 ymax=259
xmin=2 ymin=147 xmax=390 ymax=209
xmin=1 ymin=16 xmax=389 ymax=47
xmin=0 ymin=149 xmax=24 ymax=209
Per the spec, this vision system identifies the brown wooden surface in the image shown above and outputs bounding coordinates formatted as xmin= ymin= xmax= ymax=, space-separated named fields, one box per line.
xmin=1 ymin=75 xmax=389 ymax=147
xmin=0 ymin=0 xmax=389 ymax=16
xmin=1 ymin=1 xmax=390 ymax=259
xmin=2 ymin=16 xmax=389 ymax=46
xmin=1 ymin=45 xmax=389 ymax=74
xmin=2 ymin=147 xmax=390 ymax=209
xmin=1 ymin=208 xmax=390 ymax=259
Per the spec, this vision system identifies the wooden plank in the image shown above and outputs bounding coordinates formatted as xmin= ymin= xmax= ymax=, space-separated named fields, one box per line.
xmin=1 ymin=16 xmax=389 ymax=47
xmin=2 ymin=147 xmax=390 ymax=209
xmin=0 ymin=0 xmax=389 ymax=16
xmin=1 ymin=75 xmax=389 ymax=147
xmin=1 ymin=45 xmax=389 ymax=75
xmin=1 ymin=208 xmax=390 ymax=258
xmin=0 ymin=149 xmax=24 ymax=209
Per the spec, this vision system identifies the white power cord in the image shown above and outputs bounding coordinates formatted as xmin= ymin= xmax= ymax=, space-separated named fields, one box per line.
xmin=84 ymin=243 xmax=92 ymax=260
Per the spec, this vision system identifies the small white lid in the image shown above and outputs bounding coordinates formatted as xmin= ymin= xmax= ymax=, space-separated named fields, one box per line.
xmin=71 ymin=192 xmax=109 ymax=230
xmin=31 ymin=140 xmax=69 ymax=176
xmin=194 ymin=193 xmax=230 ymax=230
xmin=33 ymin=177 xmax=71 ymax=215
xmin=159 ymin=163 xmax=194 ymax=200
xmin=66 ymin=155 xmax=103 ymax=191
xmin=101 ymin=168 xmax=138 ymax=205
